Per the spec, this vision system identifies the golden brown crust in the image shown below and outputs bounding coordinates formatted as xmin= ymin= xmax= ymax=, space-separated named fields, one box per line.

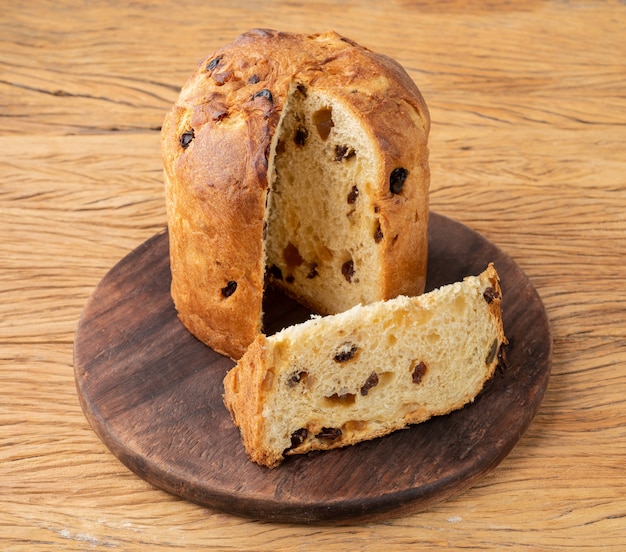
xmin=162 ymin=29 xmax=430 ymax=359
xmin=222 ymin=334 xmax=279 ymax=466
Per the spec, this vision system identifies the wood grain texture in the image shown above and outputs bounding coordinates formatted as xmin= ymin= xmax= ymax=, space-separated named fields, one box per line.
xmin=1 ymin=0 xmax=625 ymax=549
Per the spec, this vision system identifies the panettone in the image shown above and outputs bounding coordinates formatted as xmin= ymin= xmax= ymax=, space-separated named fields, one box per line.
xmin=161 ymin=29 xmax=430 ymax=359
xmin=223 ymin=265 xmax=506 ymax=468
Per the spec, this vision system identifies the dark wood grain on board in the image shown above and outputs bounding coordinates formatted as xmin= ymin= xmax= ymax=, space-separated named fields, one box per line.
xmin=73 ymin=212 xmax=551 ymax=524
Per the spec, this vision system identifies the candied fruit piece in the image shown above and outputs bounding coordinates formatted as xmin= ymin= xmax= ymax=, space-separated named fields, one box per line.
xmin=312 ymin=108 xmax=334 ymax=140
xmin=283 ymin=242 xmax=304 ymax=268
xmin=326 ymin=392 xmax=356 ymax=405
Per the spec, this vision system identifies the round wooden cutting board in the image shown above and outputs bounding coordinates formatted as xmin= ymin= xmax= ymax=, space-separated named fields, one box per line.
xmin=73 ymin=212 xmax=552 ymax=524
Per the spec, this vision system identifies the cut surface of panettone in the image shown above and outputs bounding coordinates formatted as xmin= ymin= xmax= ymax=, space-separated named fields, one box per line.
xmin=223 ymin=264 xmax=506 ymax=468
xmin=265 ymin=85 xmax=393 ymax=315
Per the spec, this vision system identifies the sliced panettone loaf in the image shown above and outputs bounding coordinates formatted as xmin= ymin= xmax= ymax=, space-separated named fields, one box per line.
xmin=223 ymin=264 xmax=506 ymax=468
xmin=161 ymin=29 xmax=430 ymax=360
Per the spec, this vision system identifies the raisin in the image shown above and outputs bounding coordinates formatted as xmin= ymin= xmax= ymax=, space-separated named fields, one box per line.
xmin=360 ymin=372 xmax=379 ymax=396
xmin=206 ymin=56 xmax=223 ymax=71
xmin=306 ymin=264 xmax=319 ymax=279
xmin=179 ymin=129 xmax=194 ymax=149
xmin=267 ymin=264 xmax=283 ymax=280
xmin=312 ymin=108 xmax=334 ymax=140
xmin=248 ymin=74 xmax=260 ymax=85
xmin=390 ymin=167 xmax=409 ymax=194
xmin=486 ymin=339 xmax=499 ymax=364
xmin=294 ymin=126 xmax=308 ymax=147
xmin=335 ymin=144 xmax=356 ymax=161
xmin=316 ymin=427 xmax=342 ymax=441
xmin=290 ymin=428 xmax=308 ymax=448
xmin=342 ymin=419 xmax=367 ymax=433
xmin=483 ymin=287 xmax=500 ymax=304
xmin=253 ymin=88 xmax=273 ymax=103
xmin=283 ymin=242 xmax=303 ymax=268
xmin=374 ymin=222 xmax=384 ymax=243
xmin=288 ymin=371 xmax=307 ymax=387
xmin=342 ymin=260 xmax=355 ymax=282
xmin=412 ymin=361 xmax=427 ymax=384
xmin=334 ymin=342 xmax=358 ymax=362
xmin=347 ymin=186 xmax=359 ymax=204
xmin=221 ymin=280 xmax=237 ymax=297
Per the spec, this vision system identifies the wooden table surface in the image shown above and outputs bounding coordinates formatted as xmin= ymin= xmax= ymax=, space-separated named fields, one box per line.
xmin=2 ymin=0 xmax=625 ymax=549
